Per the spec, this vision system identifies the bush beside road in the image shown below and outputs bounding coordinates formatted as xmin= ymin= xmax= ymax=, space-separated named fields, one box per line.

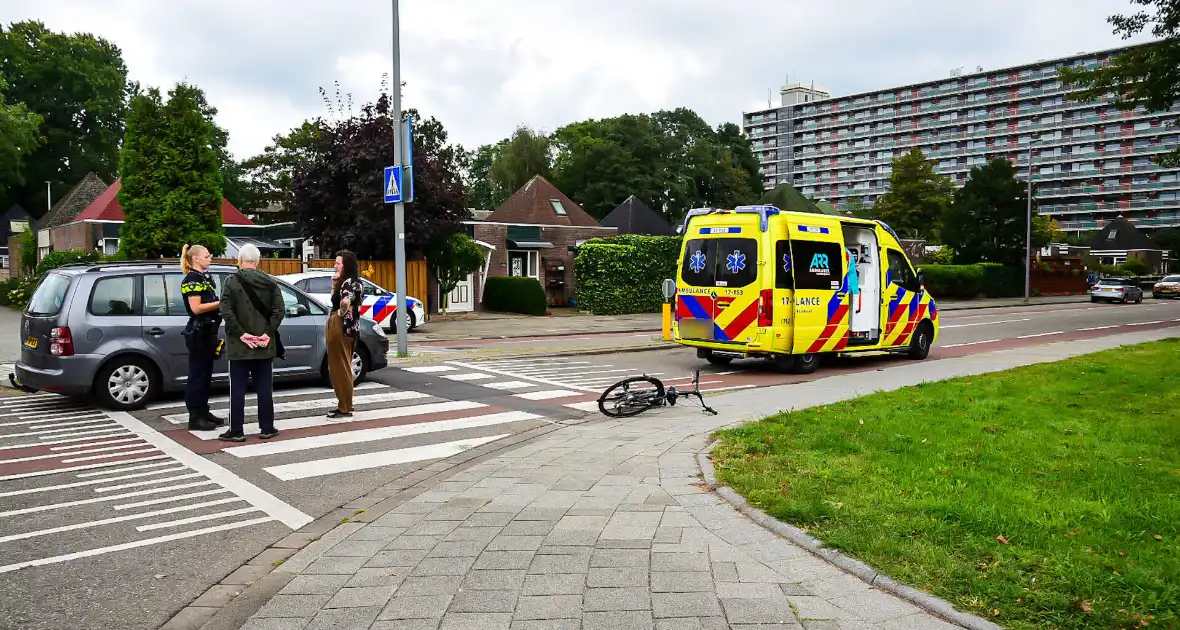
xmin=711 ymin=338 xmax=1179 ymax=630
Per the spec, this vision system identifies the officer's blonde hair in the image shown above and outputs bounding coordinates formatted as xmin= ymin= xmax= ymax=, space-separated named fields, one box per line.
xmin=181 ymin=244 xmax=208 ymax=275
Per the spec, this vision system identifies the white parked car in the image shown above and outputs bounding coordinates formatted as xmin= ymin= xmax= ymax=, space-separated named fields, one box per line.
xmin=277 ymin=270 xmax=425 ymax=332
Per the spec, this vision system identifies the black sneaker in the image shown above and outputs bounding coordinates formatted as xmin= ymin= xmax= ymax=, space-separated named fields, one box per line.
xmin=217 ymin=431 xmax=246 ymax=443
xmin=204 ymin=411 xmax=226 ymax=427
xmin=259 ymin=429 xmax=280 ymax=440
xmin=326 ymin=410 xmax=353 ymax=419
xmin=188 ymin=415 xmax=218 ymax=431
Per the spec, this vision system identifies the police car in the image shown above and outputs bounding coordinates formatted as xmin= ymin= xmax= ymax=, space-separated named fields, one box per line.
xmin=277 ymin=270 xmax=425 ymax=331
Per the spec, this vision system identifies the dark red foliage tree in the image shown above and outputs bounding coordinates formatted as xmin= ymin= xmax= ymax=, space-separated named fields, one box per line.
xmin=291 ymin=94 xmax=469 ymax=259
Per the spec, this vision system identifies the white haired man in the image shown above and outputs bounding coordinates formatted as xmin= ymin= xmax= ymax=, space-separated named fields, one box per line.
xmin=217 ymin=244 xmax=285 ymax=442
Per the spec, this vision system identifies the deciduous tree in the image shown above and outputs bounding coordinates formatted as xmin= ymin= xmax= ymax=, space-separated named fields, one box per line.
xmin=940 ymin=158 xmax=1054 ymax=266
xmin=290 ymin=94 xmax=469 ymax=259
xmin=874 ymin=148 xmax=954 ymax=239
xmin=1059 ymin=0 xmax=1180 ymax=166
xmin=465 ymin=142 xmax=504 ymax=210
xmin=0 ymin=20 xmax=129 ymax=215
xmin=118 ymin=83 xmax=225 ymax=258
xmin=489 ymin=125 xmax=552 ymax=199
xmin=0 ymin=74 xmax=42 ymax=192
xmin=429 ymin=233 xmax=484 ymax=313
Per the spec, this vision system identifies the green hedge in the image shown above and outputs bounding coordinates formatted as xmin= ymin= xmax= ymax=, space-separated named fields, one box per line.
xmin=483 ymin=276 xmax=547 ymax=316
xmin=917 ymin=263 xmax=1023 ymax=299
xmin=574 ymin=235 xmax=682 ymax=315
xmin=34 ymin=249 xmax=104 ymax=277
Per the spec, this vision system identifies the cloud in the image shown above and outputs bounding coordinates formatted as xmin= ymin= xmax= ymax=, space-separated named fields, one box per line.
xmin=4 ymin=0 xmax=1158 ymax=159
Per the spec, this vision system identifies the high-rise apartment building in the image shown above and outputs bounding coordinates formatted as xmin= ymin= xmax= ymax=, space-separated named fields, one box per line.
xmin=742 ymin=44 xmax=1180 ymax=234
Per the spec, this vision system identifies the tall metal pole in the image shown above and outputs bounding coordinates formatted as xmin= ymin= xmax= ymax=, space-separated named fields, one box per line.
xmin=1024 ymin=142 xmax=1034 ymax=303
xmin=391 ymin=0 xmax=408 ymax=357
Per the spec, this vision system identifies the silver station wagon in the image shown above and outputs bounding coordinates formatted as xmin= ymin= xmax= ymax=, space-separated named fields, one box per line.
xmin=15 ymin=261 xmax=389 ymax=410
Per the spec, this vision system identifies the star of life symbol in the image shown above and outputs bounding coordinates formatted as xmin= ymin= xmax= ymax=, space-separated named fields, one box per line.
xmin=689 ymin=250 xmax=707 ymax=274
xmin=781 ymin=253 xmax=791 ymax=274
xmin=725 ymin=250 xmax=746 ymax=274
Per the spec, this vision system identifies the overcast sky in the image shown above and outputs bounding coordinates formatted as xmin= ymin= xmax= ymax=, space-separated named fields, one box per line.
xmin=6 ymin=1 xmax=1158 ymax=160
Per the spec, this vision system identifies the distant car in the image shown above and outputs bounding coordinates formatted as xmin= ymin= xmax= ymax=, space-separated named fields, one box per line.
xmin=1152 ymin=274 xmax=1180 ymax=299
xmin=1090 ymin=278 xmax=1144 ymax=304
xmin=15 ymin=261 xmax=389 ymax=411
xmin=277 ymin=270 xmax=425 ymax=332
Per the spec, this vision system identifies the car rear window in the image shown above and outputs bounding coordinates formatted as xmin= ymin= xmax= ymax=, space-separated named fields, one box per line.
xmin=1162 ymin=275 xmax=1180 ymax=283
xmin=1097 ymin=280 xmax=1122 ymax=286
xmin=25 ymin=273 xmax=71 ymax=317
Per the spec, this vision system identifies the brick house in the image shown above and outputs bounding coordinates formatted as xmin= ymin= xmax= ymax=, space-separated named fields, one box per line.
xmin=450 ymin=176 xmax=616 ymax=311
xmin=48 ymin=178 xmax=258 ymax=256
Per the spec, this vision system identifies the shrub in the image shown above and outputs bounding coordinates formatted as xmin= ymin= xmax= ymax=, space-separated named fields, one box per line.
xmin=482 ymin=276 xmax=547 ymax=316
xmin=575 ymin=235 xmax=682 ymax=315
xmin=916 ymin=264 xmax=985 ymax=299
xmin=978 ymin=263 xmax=1023 ymax=298
xmin=35 ymin=249 xmax=103 ymax=277
xmin=924 ymin=247 xmax=955 ymax=265
xmin=4 ymin=274 xmax=41 ymax=310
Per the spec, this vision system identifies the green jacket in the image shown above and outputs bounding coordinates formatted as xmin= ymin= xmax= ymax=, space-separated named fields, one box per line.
xmin=221 ymin=268 xmax=285 ymax=361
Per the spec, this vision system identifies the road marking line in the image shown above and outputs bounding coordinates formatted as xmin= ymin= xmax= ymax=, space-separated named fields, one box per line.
xmin=224 ymin=410 xmax=543 ymax=459
xmin=564 ymin=401 xmax=601 ymax=412
xmin=114 ymin=488 xmax=230 ymax=510
xmin=514 ymin=368 xmax=632 ymax=379
xmin=940 ymin=318 xmax=1032 ymax=329
xmin=76 ymin=460 xmax=175 ymax=478
xmin=263 ymin=434 xmax=509 ymax=481
xmin=402 ymin=365 xmax=457 ymax=373
xmin=60 ymin=447 xmax=158 ymax=463
xmin=1016 ymin=331 xmax=1064 ymax=339
xmin=482 ymin=380 xmax=536 ymax=391
xmin=1078 ymin=325 xmax=1118 ymax=331
xmin=137 ymin=507 xmax=263 ymax=532
xmin=162 ymin=390 xmax=432 ymax=424
xmin=94 ymin=472 xmax=204 ymax=493
xmin=0 ymin=455 xmax=168 ymax=481
xmin=0 ymin=498 xmax=244 ymax=543
xmin=448 ymin=360 xmax=598 ymax=393
xmin=0 ymin=516 xmax=275 ymax=574
xmin=103 ymin=410 xmax=312 ymax=529
xmin=0 ymin=441 xmax=149 ymax=465
xmin=0 ymin=414 xmax=105 ymax=427
xmin=0 ymin=480 xmax=217 ymax=517
xmin=514 ymin=390 xmax=583 ymax=401
xmin=441 ymin=373 xmax=495 ymax=381
xmin=699 ymin=385 xmax=758 ymax=394
xmin=147 ymin=382 xmax=387 ymax=411
xmin=33 ymin=425 xmax=123 ymax=440
xmin=24 ymin=418 xmax=111 ymax=431
xmin=2 ymin=422 xmax=119 ymax=440
xmin=1126 ymin=320 xmax=1164 ymax=326
xmin=16 ymin=409 xmax=105 ymax=422
xmin=941 ymin=339 xmax=1001 ymax=348
xmin=5 ymin=429 xmax=131 ymax=449
xmin=0 ymin=466 xmax=186 ymax=498
xmin=51 ymin=437 xmax=142 ymax=451
xmin=188 ymin=400 xmax=488 ymax=441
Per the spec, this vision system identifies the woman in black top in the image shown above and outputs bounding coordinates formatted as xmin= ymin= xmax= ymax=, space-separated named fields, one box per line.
xmin=180 ymin=244 xmax=223 ymax=431
xmin=326 ymin=250 xmax=363 ymax=418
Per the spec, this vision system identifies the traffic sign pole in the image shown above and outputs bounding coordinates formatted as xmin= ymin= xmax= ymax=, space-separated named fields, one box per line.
xmin=390 ymin=0 xmax=408 ymax=357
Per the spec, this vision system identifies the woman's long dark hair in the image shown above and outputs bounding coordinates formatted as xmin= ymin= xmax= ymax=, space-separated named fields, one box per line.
xmin=333 ymin=250 xmax=359 ymax=295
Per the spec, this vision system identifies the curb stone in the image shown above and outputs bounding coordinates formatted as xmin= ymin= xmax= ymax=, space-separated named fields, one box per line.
xmin=696 ymin=448 xmax=1005 ymax=630
xmin=159 ymin=421 xmax=567 ymax=630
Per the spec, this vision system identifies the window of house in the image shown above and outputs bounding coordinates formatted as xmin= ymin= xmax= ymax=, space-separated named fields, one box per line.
xmin=549 ymin=199 xmax=567 ymax=216
xmin=0 ymin=256 xmax=8 ymax=269
xmin=508 ymin=250 xmax=540 ymax=279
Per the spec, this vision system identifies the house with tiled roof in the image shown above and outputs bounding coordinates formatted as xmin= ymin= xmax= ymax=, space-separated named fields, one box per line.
xmin=47 ymin=178 xmax=291 ymax=259
xmin=31 ymin=172 xmax=110 ymax=262
xmin=451 ymin=175 xmax=616 ymax=311
xmin=1088 ymin=215 xmax=1171 ymax=273
xmin=1 ymin=204 xmax=31 ymax=277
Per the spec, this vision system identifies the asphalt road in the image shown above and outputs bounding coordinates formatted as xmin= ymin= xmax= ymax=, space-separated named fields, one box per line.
xmin=0 ymin=298 xmax=1177 ymax=629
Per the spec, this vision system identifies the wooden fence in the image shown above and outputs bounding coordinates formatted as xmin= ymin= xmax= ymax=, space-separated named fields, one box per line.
xmin=211 ymin=258 xmax=303 ymax=276
xmin=308 ymin=259 xmax=430 ymax=300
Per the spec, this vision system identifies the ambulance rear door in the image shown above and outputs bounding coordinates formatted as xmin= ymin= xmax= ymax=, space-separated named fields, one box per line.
xmin=786 ymin=219 xmax=850 ymax=354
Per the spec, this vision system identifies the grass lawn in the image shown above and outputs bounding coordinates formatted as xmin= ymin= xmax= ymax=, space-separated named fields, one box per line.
xmin=712 ymin=339 xmax=1179 ymax=630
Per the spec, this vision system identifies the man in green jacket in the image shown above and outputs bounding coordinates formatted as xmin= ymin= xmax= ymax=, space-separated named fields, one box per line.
xmin=218 ymin=244 xmax=285 ymax=442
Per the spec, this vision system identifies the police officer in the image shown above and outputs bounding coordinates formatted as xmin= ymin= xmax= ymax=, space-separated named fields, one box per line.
xmin=181 ymin=244 xmax=224 ymax=431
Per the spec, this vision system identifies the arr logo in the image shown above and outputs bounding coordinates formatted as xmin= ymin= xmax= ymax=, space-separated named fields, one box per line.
xmin=809 ymin=253 xmax=830 ymax=269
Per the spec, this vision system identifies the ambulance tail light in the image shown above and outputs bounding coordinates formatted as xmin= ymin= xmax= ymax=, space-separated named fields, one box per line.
xmin=758 ymin=289 xmax=773 ymax=327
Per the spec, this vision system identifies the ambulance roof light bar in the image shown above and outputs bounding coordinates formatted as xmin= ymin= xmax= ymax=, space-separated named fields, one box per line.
xmin=733 ymin=205 xmax=780 ymax=232
xmin=680 ymin=207 xmax=719 ymax=234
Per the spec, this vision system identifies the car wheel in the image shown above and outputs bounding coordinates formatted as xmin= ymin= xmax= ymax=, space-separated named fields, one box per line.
xmin=95 ymin=356 xmax=159 ymax=411
xmin=908 ymin=321 xmax=934 ymax=360
xmin=351 ymin=346 xmax=370 ymax=384
xmin=1091 ymin=296 xmax=1100 ymax=303
xmin=705 ymin=352 xmax=733 ymax=366
xmin=769 ymin=354 xmax=795 ymax=373
xmin=1135 ymin=294 xmax=1143 ymax=304
xmin=791 ymin=353 xmax=821 ymax=374
xmin=406 ymin=310 xmax=416 ymax=332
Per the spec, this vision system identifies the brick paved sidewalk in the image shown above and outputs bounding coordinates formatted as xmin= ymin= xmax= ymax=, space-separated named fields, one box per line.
xmin=213 ymin=327 xmax=1175 ymax=630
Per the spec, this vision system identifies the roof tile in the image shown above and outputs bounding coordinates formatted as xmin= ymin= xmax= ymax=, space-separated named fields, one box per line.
xmin=485 ymin=175 xmax=600 ymax=227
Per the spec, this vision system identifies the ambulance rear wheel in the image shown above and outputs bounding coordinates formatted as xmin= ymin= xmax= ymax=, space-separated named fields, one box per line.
xmin=705 ymin=352 xmax=732 ymax=366
xmin=791 ymin=353 xmax=820 ymax=374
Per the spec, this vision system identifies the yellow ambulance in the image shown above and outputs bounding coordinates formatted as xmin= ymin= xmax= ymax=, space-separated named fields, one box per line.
xmin=672 ymin=205 xmax=938 ymax=373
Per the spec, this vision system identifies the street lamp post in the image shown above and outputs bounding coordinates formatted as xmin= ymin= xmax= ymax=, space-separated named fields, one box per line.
xmin=390 ymin=0 xmax=408 ymax=356
xmin=1024 ymin=138 xmax=1040 ymax=303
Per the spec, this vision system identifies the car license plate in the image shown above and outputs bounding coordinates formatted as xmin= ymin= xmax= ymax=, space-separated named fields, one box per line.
xmin=23 ymin=335 xmax=37 ymax=349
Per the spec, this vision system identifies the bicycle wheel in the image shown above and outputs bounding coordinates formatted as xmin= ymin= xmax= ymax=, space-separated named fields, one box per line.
xmin=597 ymin=376 xmax=665 ymax=417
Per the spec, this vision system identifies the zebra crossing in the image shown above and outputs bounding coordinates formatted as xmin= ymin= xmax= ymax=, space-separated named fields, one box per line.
xmin=400 ymin=357 xmax=757 ymax=413
xmin=0 ymin=392 xmax=309 ymax=573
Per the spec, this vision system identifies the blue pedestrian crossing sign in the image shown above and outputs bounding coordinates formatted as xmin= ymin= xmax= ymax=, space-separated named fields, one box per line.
xmin=383 ymin=165 xmax=403 ymax=204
